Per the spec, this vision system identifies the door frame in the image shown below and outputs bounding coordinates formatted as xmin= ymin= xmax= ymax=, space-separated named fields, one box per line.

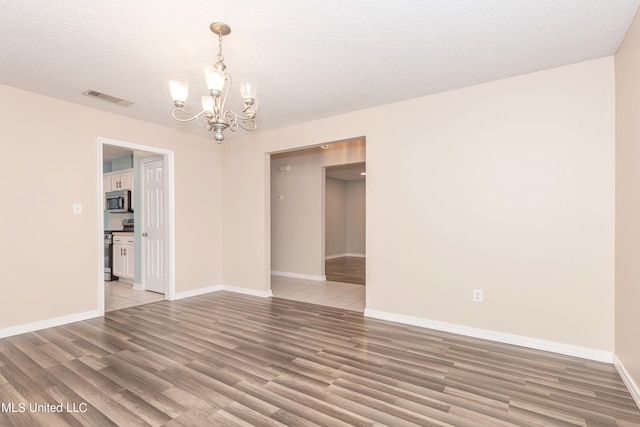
xmin=97 ymin=137 xmax=176 ymax=316
xmin=267 ymin=137 xmax=366 ymax=289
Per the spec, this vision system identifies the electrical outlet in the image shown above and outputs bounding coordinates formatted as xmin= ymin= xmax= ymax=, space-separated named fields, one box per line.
xmin=473 ymin=289 xmax=483 ymax=303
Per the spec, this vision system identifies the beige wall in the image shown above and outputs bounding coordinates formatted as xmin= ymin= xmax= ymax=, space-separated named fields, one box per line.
xmin=222 ymin=57 xmax=615 ymax=352
xmin=325 ymin=177 xmax=347 ymax=257
xmin=0 ymin=84 xmax=222 ymax=330
xmin=615 ymin=9 xmax=640 ymax=394
xmin=346 ymin=179 xmax=366 ymax=256
xmin=325 ymin=178 xmax=366 ymax=258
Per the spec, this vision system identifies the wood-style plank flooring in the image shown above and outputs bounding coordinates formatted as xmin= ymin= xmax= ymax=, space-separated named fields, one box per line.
xmin=325 ymin=257 xmax=365 ymax=286
xmin=1 ymin=292 xmax=639 ymax=426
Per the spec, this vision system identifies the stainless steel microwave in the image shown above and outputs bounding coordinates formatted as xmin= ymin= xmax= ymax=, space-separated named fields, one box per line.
xmin=105 ymin=190 xmax=132 ymax=213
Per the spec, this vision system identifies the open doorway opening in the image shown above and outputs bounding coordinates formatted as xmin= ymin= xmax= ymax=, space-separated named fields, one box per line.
xmin=325 ymin=162 xmax=366 ymax=286
xmin=99 ymin=137 xmax=175 ymax=314
xmin=269 ymin=137 xmax=366 ymax=311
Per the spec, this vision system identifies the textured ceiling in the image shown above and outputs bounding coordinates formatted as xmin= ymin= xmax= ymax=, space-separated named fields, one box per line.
xmin=1 ymin=1 xmax=638 ymax=141
xmin=326 ymin=163 xmax=367 ymax=182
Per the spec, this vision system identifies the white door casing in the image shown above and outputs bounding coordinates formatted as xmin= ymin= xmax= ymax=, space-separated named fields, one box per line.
xmin=99 ymin=137 xmax=175 ymax=315
xmin=142 ymin=157 xmax=166 ymax=294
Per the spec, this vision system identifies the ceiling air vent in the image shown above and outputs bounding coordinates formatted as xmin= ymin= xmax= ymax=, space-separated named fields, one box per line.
xmin=82 ymin=90 xmax=133 ymax=107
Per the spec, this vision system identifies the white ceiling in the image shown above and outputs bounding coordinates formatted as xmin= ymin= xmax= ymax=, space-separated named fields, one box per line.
xmin=1 ymin=1 xmax=638 ymax=142
xmin=326 ymin=163 xmax=366 ymax=182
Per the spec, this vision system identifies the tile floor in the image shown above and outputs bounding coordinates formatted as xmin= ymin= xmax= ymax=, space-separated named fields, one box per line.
xmin=104 ymin=280 xmax=165 ymax=312
xmin=105 ymin=276 xmax=365 ymax=313
xmin=271 ymin=275 xmax=365 ymax=312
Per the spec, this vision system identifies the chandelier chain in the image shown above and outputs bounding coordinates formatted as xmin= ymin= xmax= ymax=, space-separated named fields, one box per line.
xmin=217 ymin=33 xmax=224 ymax=63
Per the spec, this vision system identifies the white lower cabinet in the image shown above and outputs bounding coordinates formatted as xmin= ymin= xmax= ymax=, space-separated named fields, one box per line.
xmin=113 ymin=233 xmax=135 ymax=281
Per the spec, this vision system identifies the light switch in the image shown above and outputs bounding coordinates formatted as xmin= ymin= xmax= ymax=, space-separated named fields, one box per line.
xmin=73 ymin=203 xmax=83 ymax=214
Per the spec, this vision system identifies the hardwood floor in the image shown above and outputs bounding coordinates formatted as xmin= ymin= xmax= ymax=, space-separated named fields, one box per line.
xmin=1 ymin=292 xmax=639 ymax=426
xmin=325 ymin=256 xmax=365 ymax=286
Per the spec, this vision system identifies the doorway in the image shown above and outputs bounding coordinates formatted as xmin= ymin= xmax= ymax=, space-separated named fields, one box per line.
xmin=324 ymin=162 xmax=366 ymax=286
xmin=269 ymin=138 xmax=366 ymax=311
xmin=98 ymin=137 xmax=175 ymax=314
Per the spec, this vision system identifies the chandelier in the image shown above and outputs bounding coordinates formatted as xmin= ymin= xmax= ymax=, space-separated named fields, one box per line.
xmin=169 ymin=22 xmax=257 ymax=143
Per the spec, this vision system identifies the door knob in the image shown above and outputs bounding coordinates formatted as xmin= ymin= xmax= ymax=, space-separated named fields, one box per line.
xmin=142 ymin=232 xmax=148 ymax=237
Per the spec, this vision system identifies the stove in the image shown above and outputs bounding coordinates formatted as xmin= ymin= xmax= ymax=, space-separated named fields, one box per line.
xmin=104 ymin=231 xmax=114 ymax=281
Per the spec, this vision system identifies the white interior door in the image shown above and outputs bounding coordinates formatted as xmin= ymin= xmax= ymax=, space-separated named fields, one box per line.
xmin=142 ymin=157 xmax=166 ymax=294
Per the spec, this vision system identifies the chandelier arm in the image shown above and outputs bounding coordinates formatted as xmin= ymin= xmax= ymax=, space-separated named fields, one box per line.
xmin=224 ymin=110 xmax=240 ymax=132
xmin=198 ymin=113 xmax=214 ymax=128
xmin=237 ymin=105 xmax=257 ymax=131
xmin=242 ymin=104 xmax=257 ymax=120
xmin=171 ymin=108 xmax=208 ymax=127
xmin=223 ymin=109 xmax=257 ymax=132
xmin=219 ymin=72 xmax=232 ymax=118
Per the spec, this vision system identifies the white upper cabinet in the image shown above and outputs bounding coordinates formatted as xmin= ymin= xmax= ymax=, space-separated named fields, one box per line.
xmin=104 ymin=169 xmax=133 ymax=192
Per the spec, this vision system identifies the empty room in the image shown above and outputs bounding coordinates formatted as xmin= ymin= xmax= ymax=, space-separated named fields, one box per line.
xmin=1 ymin=1 xmax=640 ymax=425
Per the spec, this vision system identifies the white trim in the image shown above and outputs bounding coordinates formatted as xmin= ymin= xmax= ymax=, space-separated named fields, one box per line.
xmin=132 ymin=282 xmax=144 ymax=291
xmin=271 ymin=271 xmax=326 ymax=281
xmin=364 ymin=309 xmax=613 ymax=363
xmin=0 ymin=310 xmax=101 ymax=339
xmin=325 ymin=253 xmax=366 ymax=260
xmin=219 ymin=285 xmax=273 ymax=298
xmin=1 ymin=285 xmax=271 ymax=339
xmin=97 ymin=146 xmax=106 ymax=317
xmin=172 ymin=285 xmax=223 ymax=300
xmin=172 ymin=285 xmax=273 ymax=301
xmin=614 ymin=355 xmax=640 ymax=410
xmin=167 ymin=150 xmax=176 ymax=301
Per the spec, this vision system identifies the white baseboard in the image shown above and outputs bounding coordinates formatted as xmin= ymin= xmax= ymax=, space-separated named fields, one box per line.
xmin=271 ymin=271 xmax=326 ymax=281
xmin=172 ymin=285 xmax=223 ymax=300
xmin=132 ymin=282 xmax=144 ymax=291
xmin=0 ymin=310 xmax=101 ymax=339
xmin=0 ymin=285 xmax=273 ymax=339
xmin=614 ymin=355 xmax=640 ymax=410
xmin=172 ymin=284 xmax=273 ymax=301
xmin=364 ymin=309 xmax=613 ymax=363
xmin=218 ymin=285 xmax=273 ymax=298
xmin=325 ymin=253 xmax=366 ymax=260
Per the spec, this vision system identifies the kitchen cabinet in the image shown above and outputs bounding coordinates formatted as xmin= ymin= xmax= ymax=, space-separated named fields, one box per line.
xmin=104 ymin=169 xmax=133 ymax=192
xmin=104 ymin=169 xmax=135 ymax=210
xmin=112 ymin=233 xmax=135 ymax=281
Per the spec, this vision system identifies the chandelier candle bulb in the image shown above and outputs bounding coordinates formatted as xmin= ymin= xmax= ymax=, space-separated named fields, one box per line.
xmin=240 ymin=80 xmax=257 ymax=104
xmin=169 ymin=80 xmax=189 ymax=107
xmin=168 ymin=21 xmax=258 ymax=143
xmin=201 ymin=96 xmax=214 ymax=115
xmin=205 ymin=66 xmax=225 ymax=94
